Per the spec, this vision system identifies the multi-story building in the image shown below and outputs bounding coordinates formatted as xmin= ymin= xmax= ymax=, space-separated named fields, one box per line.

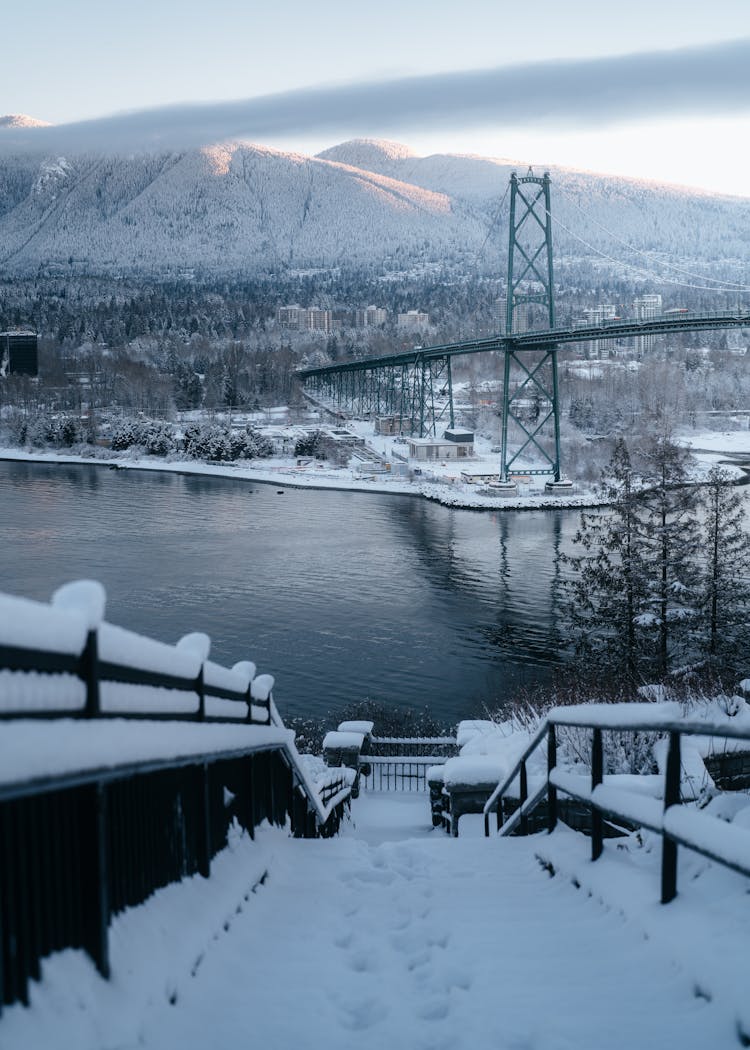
xmin=305 ymin=308 xmax=332 ymax=333
xmin=633 ymin=294 xmax=662 ymax=353
xmin=576 ymin=304 xmax=618 ymax=357
xmin=276 ymin=306 xmax=333 ymax=333
xmin=276 ymin=305 xmax=306 ymax=329
xmin=355 ymin=306 xmax=388 ymax=328
xmin=0 ymin=331 xmax=38 ymax=377
xmin=397 ymin=310 xmax=430 ymax=330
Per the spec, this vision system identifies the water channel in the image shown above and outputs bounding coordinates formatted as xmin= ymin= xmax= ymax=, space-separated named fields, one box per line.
xmin=0 ymin=460 xmax=581 ymax=725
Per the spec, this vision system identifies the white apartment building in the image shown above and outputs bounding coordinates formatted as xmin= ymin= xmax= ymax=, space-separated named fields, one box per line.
xmin=397 ymin=310 xmax=430 ymax=329
xmin=276 ymin=306 xmax=333 ymax=333
xmin=633 ymin=294 xmax=662 ymax=352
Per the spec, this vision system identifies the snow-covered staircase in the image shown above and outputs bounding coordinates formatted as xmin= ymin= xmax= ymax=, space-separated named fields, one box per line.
xmin=4 ymin=792 xmax=748 ymax=1050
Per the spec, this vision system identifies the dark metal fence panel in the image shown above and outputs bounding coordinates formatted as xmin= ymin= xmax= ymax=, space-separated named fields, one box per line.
xmin=0 ymin=746 xmax=349 ymax=1013
xmin=361 ymin=758 xmax=442 ymax=792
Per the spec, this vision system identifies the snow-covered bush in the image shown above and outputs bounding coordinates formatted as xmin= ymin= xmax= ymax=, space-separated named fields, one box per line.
xmin=111 ymin=418 xmax=176 ymax=455
xmin=110 ymin=418 xmax=143 ymax=451
xmin=182 ymin=422 xmax=273 ymax=462
xmin=23 ymin=412 xmax=81 ymax=448
xmin=141 ymin=421 xmax=176 ymax=456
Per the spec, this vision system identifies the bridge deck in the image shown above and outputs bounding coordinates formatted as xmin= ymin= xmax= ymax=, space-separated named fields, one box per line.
xmin=298 ymin=310 xmax=750 ymax=378
xmin=5 ymin=794 xmax=744 ymax=1049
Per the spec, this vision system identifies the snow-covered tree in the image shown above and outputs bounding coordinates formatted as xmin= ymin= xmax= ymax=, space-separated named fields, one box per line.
xmin=698 ymin=467 xmax=750 ymax=674
xmin=634 ymin=433 xmax=701 ymax=678
xmin=564 ymin=439 xmax=650 ymax=680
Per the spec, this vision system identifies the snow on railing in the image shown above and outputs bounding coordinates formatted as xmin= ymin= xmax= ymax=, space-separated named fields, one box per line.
xmin=0 ymin=579 xmax=272 ymax=724
xmin=482 ymin=703 xmax=750 ymax=903
xmin=0 ymin=581 xmax=355 ymax=1012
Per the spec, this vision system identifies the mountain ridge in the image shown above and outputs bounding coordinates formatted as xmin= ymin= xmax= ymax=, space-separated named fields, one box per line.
xmin=0 ymin=133 xmax=747 ymax=279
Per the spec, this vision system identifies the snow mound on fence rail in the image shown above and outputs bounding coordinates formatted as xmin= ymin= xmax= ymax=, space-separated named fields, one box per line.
xmin=176 ymin=632 xmax=211 ymax=661
xmin=99 ymin=622 xmax=203 ymax=678
xmin=51 ymin=579 xmax=106 ymax=628
xmin=0 ymin=591 xmax=89 ymax=654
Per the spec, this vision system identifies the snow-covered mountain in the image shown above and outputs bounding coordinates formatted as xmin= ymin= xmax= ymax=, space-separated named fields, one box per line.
xmin=0 ymin=129 xmax=747 ymax=279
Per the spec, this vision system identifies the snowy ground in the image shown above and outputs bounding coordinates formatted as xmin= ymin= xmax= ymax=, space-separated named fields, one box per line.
xmin=4 ymin=792 xmax=747 ymax=1050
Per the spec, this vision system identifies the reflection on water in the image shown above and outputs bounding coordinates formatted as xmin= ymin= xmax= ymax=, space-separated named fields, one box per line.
xmin=0 ymin=461 xmax=580 ymax=723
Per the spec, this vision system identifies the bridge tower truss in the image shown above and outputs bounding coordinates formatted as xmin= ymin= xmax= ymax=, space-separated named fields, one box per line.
xmin=304 ymin=356 xmax=454 ymax=438
xmin=501 ymin=171 xmax=562 ymax=481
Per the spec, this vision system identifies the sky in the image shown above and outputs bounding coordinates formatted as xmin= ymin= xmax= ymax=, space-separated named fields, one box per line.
xmin=4 ymin=0 xmax=750 ymax=196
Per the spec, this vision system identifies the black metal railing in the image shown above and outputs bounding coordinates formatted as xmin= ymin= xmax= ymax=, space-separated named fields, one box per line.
xmin=483 ymin=706 xmax=750 ymax=904
xmin=0 ymin=591 xmax=353 ymax=1013
xmin=0 ymin=625 xmax=272 ymax=724
xmin=369 ymin=736 xmax=458 ymax=758
xmin=361 ymin=756 xmax=443 ymax=792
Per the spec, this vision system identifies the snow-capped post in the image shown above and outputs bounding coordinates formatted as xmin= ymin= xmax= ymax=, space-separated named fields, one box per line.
xmin=177 ymin=633 xmax=211 ymax=721
xmin=233 ymin=661 xmax=257 ymax=723
xmin=661 ymin=731 xmax=681 ymax=904
xmin=52 ymin=580 xmax=107 ymax=718
xmin=591 ymin=728 xmax=603 ymax=861
xmin=250 ymin=674 xmax=275 ymax=726
xmin=547 ymin=723 xmax=558 ymax=834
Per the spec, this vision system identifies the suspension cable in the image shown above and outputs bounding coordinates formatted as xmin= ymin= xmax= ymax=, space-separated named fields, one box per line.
xmin=476 ymin=182 xmax=511 ymax=263
xmin=548 ymin=211 xmax=749 ymax=295
xmin=554 ymin=183 xmax=748 ymax=292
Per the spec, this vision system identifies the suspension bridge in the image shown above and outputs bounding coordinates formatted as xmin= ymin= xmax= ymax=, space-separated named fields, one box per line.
xmin=299 ymin=172 xmax=750 ymax=483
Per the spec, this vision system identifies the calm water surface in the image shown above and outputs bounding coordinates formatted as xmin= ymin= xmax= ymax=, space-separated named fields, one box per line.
xmin=0 ymin=461 xmax=580 ymax=724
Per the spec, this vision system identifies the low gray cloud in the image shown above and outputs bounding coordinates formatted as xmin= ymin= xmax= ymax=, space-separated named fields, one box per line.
xmin=2 ymin=38 xmax=748 ymax=155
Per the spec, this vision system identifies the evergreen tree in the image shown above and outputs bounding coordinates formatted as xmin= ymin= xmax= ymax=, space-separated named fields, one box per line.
xmin=564 ymin=439 xmax=649 ymax=681
xmin=699 ymin=467 xmax=750 ymax=674
xmin=565 ymin=434 xmax=706 ymax=684
xmin=634 ymin=433 xmax=701 ymax=678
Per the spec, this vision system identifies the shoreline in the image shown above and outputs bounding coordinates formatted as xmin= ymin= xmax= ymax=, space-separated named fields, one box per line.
xmin=0 ymin=447 xmax=607 ymax=512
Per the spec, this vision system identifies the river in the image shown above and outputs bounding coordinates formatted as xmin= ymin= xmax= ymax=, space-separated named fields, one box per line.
xmin=0 ymin=460 xmax=580 ymax=725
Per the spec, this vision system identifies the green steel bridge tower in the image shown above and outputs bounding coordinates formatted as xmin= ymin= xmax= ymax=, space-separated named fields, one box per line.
xmin=502 ymin=170 xmax=561 ymax=482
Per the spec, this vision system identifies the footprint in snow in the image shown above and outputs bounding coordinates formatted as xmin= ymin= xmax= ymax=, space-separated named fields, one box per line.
xmin=337 ymin=996 xmax=387 ymax=1031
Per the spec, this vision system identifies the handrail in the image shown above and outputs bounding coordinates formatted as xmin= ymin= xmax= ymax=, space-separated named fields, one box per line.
xmin=482 ymin=719 xmax=550 ymax=830
xmin=482 ymin=704 xmax=750 ymax=904
xmin=0 ymin=584 xmax=355 ymax=1011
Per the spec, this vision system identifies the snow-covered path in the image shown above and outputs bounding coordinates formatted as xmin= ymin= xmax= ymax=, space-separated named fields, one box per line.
xmin=134 ymin=798 xmax=733 ymax=1050
xmin=4 ymin=794 xmax=741 ymax=1050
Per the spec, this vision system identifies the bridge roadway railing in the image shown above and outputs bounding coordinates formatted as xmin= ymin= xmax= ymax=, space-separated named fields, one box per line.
xmin=297 ymin=310 xmax=750 ymax=380
xmin=0 ymin=582 xmax=353 ymax=1012
xmin=482 ymin=703 xmax=750 ymax=904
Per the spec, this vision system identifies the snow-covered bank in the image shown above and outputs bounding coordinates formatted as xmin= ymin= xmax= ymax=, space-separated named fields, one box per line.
xmin=0 ymin=447 xmax=604 ymax=511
